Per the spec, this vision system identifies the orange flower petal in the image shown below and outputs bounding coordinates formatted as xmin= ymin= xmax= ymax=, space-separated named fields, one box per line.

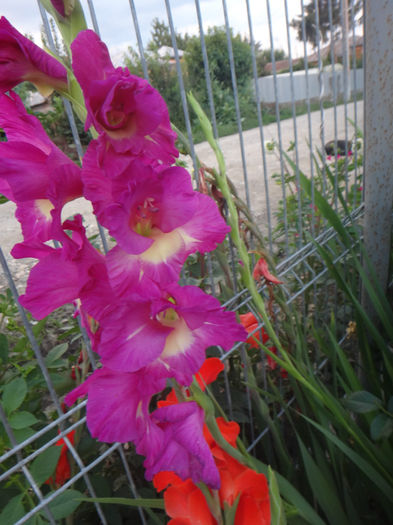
xmin=239 ymin=313 xmax=269 ymax=348
xmin=196 ymin=357 xmax=224 ymax=390
xmin=253 ymin=258 xmax=283 ymax=285
xmin=153 ymin=471 xmax=183 ymax=492
xmin=164 ymin=480 xmax=216 ymax=524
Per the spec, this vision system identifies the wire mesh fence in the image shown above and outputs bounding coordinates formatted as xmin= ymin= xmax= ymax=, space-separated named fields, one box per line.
xmin=0 ymin=0 xmax=365 ymax=523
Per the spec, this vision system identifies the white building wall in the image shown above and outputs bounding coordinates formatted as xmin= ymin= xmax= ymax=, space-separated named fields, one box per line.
xmin=256 ymin=68 xmax=363 ymax=104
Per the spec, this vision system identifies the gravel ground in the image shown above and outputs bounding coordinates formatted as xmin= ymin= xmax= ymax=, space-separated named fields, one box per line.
xmin=0 ymin=101 xmax=363 ymax=293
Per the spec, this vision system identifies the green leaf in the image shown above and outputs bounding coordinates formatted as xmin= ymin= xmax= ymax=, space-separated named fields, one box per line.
xmin=0 ymin=494 xmax=25 ymax=524
xmin=297 ymin=436 xmax=350 ymax=525
xmin=0 ymin=333 xmax=9 ymax=363
xmin=268 ymin=466 xmax=287 ymax=525
xmin=9 ymin=411 xmax=38 ymax=429
xmin=250 ymin=460 xmax=326 ymax=525
xmin=47 ymin=490 xmax=83 ymax=520
xmin=45 ymin=343 xmax=69 ymax=367
xmin=388 ymin=396 xmax=393 ymax=414
xmin=343 ymin=391 xmax=381 ymax=413
xmin=80 ymin=497 xmax=165 ymax=510
xmin=30 ymin=446 xmax=62 ymax=487
xmin=32 ymin=318 xmax=47 ymax=338
xmin=301 ymin=415 xmax=393 ymax=502
xmin=370 ymin=414 xmax=393 ymax=441
xmin=12 ymin=427 xmax=35 ymax=444
xmin=2 ymin=377 xmax=27 ymax=414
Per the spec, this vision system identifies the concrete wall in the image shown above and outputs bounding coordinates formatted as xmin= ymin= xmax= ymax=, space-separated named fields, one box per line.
xmin=256 ymin=68 xmax=363 ymax=104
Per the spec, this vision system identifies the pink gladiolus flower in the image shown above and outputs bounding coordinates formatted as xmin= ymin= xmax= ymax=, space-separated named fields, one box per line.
xmin=65 ymin=368 xmax=220 ymax=488
xmin=94 ymin=284 xmax=247 ymax=385
xmin=138 ymin=402 xmax=220 ymax=488
xmin=0 ymin=17 xmax=67 ymax=96
xmin=65 ymin=366 xmax=166 ymax=443
xmin=83 ymin=152 xmax=229 ymax=293
xmin=0 ymin=92 xmax=82 ymax=241
xmin=71 ymin=30 xmax=178 ymax=164
xmin=12 ymin=216 xmax=104 ymax=319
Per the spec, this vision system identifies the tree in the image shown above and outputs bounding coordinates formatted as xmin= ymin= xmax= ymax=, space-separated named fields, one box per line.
xmin=147 ymin=17 xmax=191 ymax=52
xmin=291 ymin=0 xmax=362 ymax=49
xmin=185 ymin=26 xmax=252 ymax=94
xmin=125 ymin=23 xmax=254 ymax=130
xmin=255 ymin=46 xmax=287 ymax=77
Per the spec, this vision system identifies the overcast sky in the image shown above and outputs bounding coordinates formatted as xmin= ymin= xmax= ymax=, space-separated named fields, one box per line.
xmin=2 ymin=0 xmax=308 ymax=63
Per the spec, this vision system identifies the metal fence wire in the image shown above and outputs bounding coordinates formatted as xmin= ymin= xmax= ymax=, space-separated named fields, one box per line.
xmin=0 ymin=0 xmax=367 ymax=523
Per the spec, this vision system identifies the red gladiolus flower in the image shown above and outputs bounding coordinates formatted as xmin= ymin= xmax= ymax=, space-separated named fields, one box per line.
xmin=253 ymin=258 xmax=283 ymax=285
xmin=158 ymin=476 xmax=216 ymax=525
xmin=266 ymin=347 xmax=288 ymax=379
xmin=239 ymin=312 xmax=269 ymax=349
xmin=46 ymin=430 xmax=76 ymax=487
xmin=156 ymin=417 xmax=271 ymax=525
xmin=204 ymin=418 xmax=271 ymax=525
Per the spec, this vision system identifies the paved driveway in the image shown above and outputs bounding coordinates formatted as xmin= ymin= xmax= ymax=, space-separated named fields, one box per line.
xmin=195 ymin=101 xmax=363 ymax=230
xmin=0 ymin=101 xmax=363 ymax=291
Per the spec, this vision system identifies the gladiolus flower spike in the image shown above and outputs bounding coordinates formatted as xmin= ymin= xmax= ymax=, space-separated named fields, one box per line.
xmin=2 ymin=18 xmax=249 ymax=502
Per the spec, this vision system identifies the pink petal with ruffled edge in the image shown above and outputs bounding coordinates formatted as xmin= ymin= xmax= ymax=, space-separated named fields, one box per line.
xmin=65 ymin=367 xmax=166 ymax=443
xmin=93 ymin=284 xmax=246 ymax=381
xmin=97 ymin=302 xmax=172 ymax=372
xmin=0 ymin=17 xmax=67 ymax=95
xmin=15 ymin=200 xmax=57 ymax=242
xmin=17 ymin=249 xmax=82 ymax=319
xmin=149 ymin=285 xmax=247 ymax=385
xmin=71 ymin=30 xmax=177 ymax=164
xmin=14 ymin=216 xmax=104 ymax=319
xmin=105 ymin=191 xmax=229 ymax=296
xmin=82 ymin=161 xmax=197 ymax=255
xmin=138 ymin=402 xmax=220 ymax=489
xmin=0 ymin=93 xmax=82 ymax=241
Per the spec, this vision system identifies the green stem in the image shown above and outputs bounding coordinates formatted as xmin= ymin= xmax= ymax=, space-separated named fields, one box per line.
xmin=196 ymin=484 xmax=223 ymax=524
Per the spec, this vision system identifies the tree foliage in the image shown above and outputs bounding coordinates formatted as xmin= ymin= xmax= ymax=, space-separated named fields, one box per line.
xmin=255 ymin=46 xmax=287 ymax=77
xmin=184 ymin=26 xmax=252 ymax=94
xmin=147 ymin=17 xmax=191 ymax=51
xmin=125 ymin=23 xmax=255 ymax=130
xmin=291 ymin=0 xmax=362 ymax=49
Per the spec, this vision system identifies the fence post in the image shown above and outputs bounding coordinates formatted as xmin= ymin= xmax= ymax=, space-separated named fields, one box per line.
xmin=362 ymin=0 xmax=393 ymax=317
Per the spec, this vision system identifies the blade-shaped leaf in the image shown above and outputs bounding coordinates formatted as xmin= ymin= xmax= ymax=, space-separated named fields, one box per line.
xmin=80 ymin=497 xmax=165 ymax=510
xmin=297 ymin=435 xmax=350 ymax=525
xmin=301 ymin=415 xmax=393 ymax=502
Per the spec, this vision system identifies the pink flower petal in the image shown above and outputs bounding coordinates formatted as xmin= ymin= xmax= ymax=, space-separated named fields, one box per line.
xmin=0 ymin=17 xmax=67 ymax=95
xmin=65 ymin=367 xmax=166 ymax=443
xmin=71 ymin=30 xmax=177 ymax=163
xmin=139 ymin=402 xmax=220 ymax=489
